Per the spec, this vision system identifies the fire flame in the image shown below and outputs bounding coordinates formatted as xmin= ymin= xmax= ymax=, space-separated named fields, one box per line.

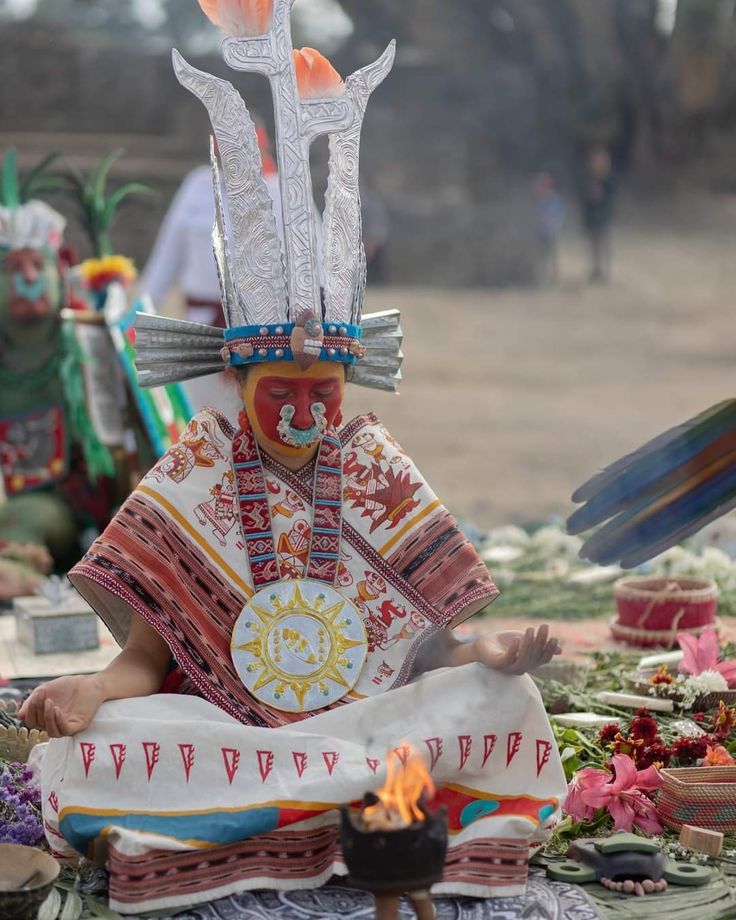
xmin=363 ymin=745 xmax=435 ymax=829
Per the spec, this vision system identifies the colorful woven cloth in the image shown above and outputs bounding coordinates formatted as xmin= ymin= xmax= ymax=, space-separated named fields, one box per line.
xmin=68 ymin=409 xmax=498 ymax=726
xmin=37 ymin=665 xmax=565 ymax=914
xmin=33 ymin=409 xmax=566 ymax=913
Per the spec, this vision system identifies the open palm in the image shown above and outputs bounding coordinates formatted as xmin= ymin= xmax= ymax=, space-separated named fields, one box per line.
xmin=474 ymin=625 xmax=561 ymax=676
xmin=19 ymin=675 xmax=104 ymax=738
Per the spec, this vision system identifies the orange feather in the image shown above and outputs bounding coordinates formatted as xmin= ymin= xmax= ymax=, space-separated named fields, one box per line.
xmin=292 ymin=48 xmax=344 ymax=98
xmin=198 ymin=0 xmax=272 ymax=37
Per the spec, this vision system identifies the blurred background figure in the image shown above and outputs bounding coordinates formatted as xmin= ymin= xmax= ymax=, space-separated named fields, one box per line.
xmin=533 ymin=172 xmax=564 ymax=284
xmin=361 ymin=186 xmax=390 ymax=284
xmin=140 ymin=126 xmax=281 ymax=421
xmin=579 ymin=146 xmax=617 ymax=284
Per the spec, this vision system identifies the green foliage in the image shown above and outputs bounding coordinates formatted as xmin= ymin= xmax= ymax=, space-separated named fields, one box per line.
xmin=0 ymin=149 xmax=66 ymax=208
xmin=63 ymin=151 xmax=154 ymax=258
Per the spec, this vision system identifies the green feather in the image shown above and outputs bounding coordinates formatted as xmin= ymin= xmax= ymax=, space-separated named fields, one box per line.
xmin=1 ymin=149 xmax=20 ymax=208
xmin=62 ymin=153 xmax=153 ymax=257
xmin=102 ymin=181 xmax=155 ymax=229
xmin=19 ymin=152 xmax=61 ymax=201
xmin=92 ymin=149 xmax=125 ymax=212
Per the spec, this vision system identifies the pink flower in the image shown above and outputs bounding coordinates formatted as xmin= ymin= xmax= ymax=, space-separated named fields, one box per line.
xmin=563 ymin=767 xmax=608 ymax=823
xmin=678 ymin=628 xmax=736 ymax=687
xmin=564 ymin=754 xmax=663 ymax=834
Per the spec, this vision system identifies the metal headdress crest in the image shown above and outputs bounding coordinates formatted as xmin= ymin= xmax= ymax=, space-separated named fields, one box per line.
xmin=135 ymin=0 xmax=403 ymax=393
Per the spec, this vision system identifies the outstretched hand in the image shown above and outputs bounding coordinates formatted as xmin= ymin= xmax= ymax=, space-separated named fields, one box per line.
xmin=19 ymin=674 xmax=105 ymax=738
xmin=473 ymin=625 xmax=561 ymax=675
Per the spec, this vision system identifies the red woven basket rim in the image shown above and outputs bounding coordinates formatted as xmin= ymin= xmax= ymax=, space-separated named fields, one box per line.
xmin=613 ymin=576 xmax=718 ymax=602
xmin=609 ymin=616 xmax=721 ymax=644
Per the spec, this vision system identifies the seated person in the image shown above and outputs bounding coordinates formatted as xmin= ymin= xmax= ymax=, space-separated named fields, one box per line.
xmin=23 ymin=7 xmax=566 ymax=913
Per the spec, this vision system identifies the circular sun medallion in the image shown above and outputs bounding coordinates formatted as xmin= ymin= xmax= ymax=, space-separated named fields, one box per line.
xmin=231 ymin=579 xmax=368 ymax=713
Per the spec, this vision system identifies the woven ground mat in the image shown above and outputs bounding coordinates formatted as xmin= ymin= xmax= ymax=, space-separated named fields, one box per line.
xmin=162 ymin=870 xmax=600 ymax=920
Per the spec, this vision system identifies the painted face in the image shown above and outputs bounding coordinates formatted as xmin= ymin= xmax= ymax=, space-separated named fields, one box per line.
xmin=242 ymin=361 xmax=345 ymax=459
xmin=2 ymin=247 xmax=59 ymax=322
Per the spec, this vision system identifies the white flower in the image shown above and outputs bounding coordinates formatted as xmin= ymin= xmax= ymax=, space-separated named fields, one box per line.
xmin=481 ymin=545 xmax=524 ymax=564
xmin=530 ymin=525 xmax=583 ymax=560
xmin=680 ymin=670 xmax=728 ymax=708
xmin=567 ymin=565 xmax=621 ymax=585
xmin=484 ymin=525 xmax=530 ymax=548
xmin=546 ymin=558 xmax=570 ymax=578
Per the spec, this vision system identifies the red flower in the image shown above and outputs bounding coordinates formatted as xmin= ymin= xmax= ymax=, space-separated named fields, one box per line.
xmin=693 ymin=712 xmax=706 ymax=723
xmin=671 ymin=736 xmax=710 ymax=765
xmin=629 ymin=711 xmax=659 ymax=743
xmin=610 ymin=732 xmax=644 ymax=758
xmin=651 ymin=665 xmax=675 ymax=686
xmin=635 ymin=741 xmax=671 ymax=770
xmin=598 ymin=723 xmax=620 ymax=745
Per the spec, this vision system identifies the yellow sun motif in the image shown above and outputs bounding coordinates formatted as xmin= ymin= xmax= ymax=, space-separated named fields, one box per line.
xmin=231 ymin=580 xmax=368 ymax=712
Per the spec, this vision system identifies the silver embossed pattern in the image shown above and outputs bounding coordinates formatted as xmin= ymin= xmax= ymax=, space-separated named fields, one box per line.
xmin=323 ymin=42 xmax=396 ymax=326
xmin=173 ymin=51 xmax=287 ymax=326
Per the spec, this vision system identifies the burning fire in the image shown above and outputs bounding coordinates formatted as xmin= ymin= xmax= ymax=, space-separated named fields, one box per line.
xmin=362 ymin=745 xmax=435 ymax=831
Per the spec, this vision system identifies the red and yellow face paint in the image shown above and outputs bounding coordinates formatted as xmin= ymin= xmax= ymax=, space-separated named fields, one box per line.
xmin=240 ymin=361 xmax=345 ymax=459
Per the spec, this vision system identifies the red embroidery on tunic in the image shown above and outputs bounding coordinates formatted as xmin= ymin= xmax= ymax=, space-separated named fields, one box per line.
xmin=458 ymin=735 xmax=473 ymax=770
xmin=257 ymin=750 xmax=274 ymax=782
xmin=222 ymin=748 xmax=240 ymax=785
xmin=179 ymin=744 xmax=195 ymax=782
xmin=143 ymin=742 xmax=160 ymax=781
xmin=424 ymin=737 xmax=443 ymax=771
xmin=482 ymin=734 xmax=497 ymax=767
xmin=110 ymin=743 xmax=127 ymax=780
xmin=322 ymin=751 xmax=339 ymax=775
xmin=536 ymin=739 xmax=553 ymax=777
xmin=80 ymin=742 xmax=95 ymax=778
xmin=506 ymin=732 xmax=523 ymax=768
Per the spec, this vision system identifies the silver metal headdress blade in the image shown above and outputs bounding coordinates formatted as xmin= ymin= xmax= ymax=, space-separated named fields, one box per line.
xmin=173 ymin=49 xmax=287 ymax=326
xmin=135 ymin=313 xmax=225 ymax=387
xmin=209 ymin=135 xmax=238 ymax=323
xmin=323 ymin=41 xmax=396 ymax=326
xmin=222 ymin=0 xmax=355 ymax=320
xmin=348 ymin=309 xmax=403 ymax=393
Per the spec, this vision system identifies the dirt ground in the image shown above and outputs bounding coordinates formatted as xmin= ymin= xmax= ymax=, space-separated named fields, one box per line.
xmin=341 ymin=188 xmax=736 ymax=530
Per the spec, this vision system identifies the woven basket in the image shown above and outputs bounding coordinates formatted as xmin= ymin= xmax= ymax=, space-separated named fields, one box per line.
xmin=627 ymin=674 xmax=736 ymax=711
xmin=658 ymin=766 xmax=736 ymax=832
xmin=0 ymin=700 xmax=47 ymax=763
xmin=611 ymin=576 xmax=718 ymax=649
